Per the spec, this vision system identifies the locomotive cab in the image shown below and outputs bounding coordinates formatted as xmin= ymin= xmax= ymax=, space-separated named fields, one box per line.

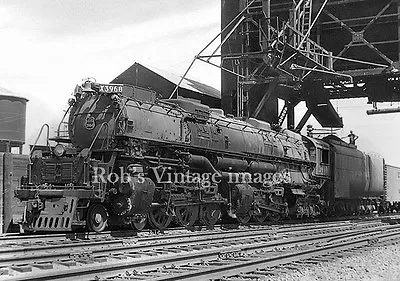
xmin=302 ymin=136 xmax=331 ymax=179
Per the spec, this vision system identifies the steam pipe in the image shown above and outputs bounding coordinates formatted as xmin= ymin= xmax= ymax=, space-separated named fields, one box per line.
xmin=183 ymin=154 xmax=235 ymax=180
xmin=367 ymin=107 xmax=400 ymax=115
xmin=184 ymin=154 xmax=221 ymax=175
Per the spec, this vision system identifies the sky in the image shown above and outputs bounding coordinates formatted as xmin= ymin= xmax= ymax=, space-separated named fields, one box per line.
xmin=0 ymin=1 xmax=400 ymax=166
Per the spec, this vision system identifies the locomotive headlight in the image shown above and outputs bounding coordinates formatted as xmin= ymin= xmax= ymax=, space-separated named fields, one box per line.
xmin=53 ymin=144 xmax=66 ymax=157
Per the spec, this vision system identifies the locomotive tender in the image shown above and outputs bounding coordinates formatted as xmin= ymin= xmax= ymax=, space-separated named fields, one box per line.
xmin=14 ymin=81 xmax=390 ymax=232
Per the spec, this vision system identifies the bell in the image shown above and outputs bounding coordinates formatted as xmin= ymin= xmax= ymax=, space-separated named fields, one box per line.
xmin=82 ymin=80 xmax=95 ymax=92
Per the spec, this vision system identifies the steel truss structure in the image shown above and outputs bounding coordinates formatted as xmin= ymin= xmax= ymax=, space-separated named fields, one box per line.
xmin=175 ymin=0 xmax=400 ymax=131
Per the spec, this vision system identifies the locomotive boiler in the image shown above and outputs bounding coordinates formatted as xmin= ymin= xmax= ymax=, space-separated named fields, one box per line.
xmin=14 ymin=80 xmax=388 ymax=233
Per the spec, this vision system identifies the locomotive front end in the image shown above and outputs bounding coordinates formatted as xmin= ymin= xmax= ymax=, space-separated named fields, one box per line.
xmin=68 ymin=81 xmax=119 ymax=150
xmin=14 ymin=80 xmax=157 ymax=233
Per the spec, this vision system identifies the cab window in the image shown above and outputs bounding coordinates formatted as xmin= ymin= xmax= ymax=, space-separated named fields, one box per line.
xmin=319 ymin=148 xmax=329 ymax=164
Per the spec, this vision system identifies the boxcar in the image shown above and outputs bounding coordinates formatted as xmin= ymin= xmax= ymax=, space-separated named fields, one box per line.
xmin=367 ymin=153 xmax=385 ymax=197
xmin=385 ymin=165 xmax=400 ymax=203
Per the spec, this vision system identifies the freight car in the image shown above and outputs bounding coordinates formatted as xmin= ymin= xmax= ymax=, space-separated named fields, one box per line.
xmin=384 ymin=165 xmax=400 ymax=212
xmin=13 ymin=80 xmax=400 ymax=233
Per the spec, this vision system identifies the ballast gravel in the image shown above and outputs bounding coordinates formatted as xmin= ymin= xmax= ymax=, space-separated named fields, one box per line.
xmin=262 ymin=243 xmax=400 ymax=281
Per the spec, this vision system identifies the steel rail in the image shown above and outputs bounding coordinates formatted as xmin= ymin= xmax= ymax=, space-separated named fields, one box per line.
xmin=0 ymin=219 xmax=352 ymax=245
xmin=3 ymin=222 xmax=397 ymax=281
xmin=1 ymin=213 xmax=394 ymax=247
xmin=0 ymin=221 xmax=365 ymax=267
xmin=159 ymin=228 xmax=400 ymax=281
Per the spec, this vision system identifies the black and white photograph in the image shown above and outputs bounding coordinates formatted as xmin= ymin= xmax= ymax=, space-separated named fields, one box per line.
xmin=1 ymin=0 xmax=400 ymax=280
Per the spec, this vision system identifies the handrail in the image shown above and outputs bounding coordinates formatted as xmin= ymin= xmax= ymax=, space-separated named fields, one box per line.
xmin=295 ymin=0 xmax=306 ymax=11
xmin=285 ymin=25 xmax=329 ymax=55
xmin=88 ymin=122 xmax=109 ymax=152
xmin=28 ymin=123 xmax=51 ymax=185
xmin=56 ymin=104 xmax=72 ymax=137
xmin=114 ymin=100 xmax=128 ymax=122
xmin=29 ymin=124 xmax=51 ymax=155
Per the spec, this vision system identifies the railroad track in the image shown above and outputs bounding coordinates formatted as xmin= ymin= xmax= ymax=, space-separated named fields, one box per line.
xmin=183 ymin=228 xmax=400 ymax=281
xmin=92 ymin=224 xmax=400 ymax=281
xmin=0 ymin=219 xmax=398 ymax=280
xmin=0 ymin=221 xmax=361 ymax=267
xmin=0 ymin=219 xmax=381 ymax=260
xmin=2 ymin=212 xmax=396 ymax=247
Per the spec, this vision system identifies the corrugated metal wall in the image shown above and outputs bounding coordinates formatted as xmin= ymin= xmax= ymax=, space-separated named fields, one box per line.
xmin=0 ymin=153 xmax=29 ymax=233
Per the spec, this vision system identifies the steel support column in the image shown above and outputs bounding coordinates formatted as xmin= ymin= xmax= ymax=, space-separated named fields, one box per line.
xmin=295 ymin=109 xmax=312 ymax=132
xmin=251 ymin=79 xmax=279 ymax=118
xmin=286 ymin=101 xmax=297 ymax=130
xmin=221 ymin=0 xmax=242 ymax=116
xmin=398 ymin=0 xmax=400 ymax=61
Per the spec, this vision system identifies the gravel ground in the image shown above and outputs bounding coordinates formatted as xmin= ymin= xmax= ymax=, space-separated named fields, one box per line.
xmin=262 ymin=243 xmax=400 ymax=281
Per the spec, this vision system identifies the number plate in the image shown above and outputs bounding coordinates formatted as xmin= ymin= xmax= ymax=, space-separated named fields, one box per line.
xmin=99 ymin=84 xmax=123 ymax=94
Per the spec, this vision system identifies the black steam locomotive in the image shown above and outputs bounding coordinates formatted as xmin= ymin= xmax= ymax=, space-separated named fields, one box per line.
xmin=14 ymin=81 xmax=390 ymax=233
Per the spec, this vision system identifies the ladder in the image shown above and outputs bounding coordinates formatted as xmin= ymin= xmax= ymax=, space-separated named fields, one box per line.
xmin=293 ymin=0 xmax=313 ymax=48
xmin=301 ymin=0 xmax=312 ymax=36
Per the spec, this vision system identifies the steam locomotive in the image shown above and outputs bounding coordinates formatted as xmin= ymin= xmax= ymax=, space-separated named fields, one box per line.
xmin=14 ymin=80 xmax=392 ymax=233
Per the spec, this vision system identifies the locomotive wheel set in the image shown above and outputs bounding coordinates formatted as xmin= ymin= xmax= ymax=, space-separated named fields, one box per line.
xmin=14 ymin=81 xmax=398 ymax=233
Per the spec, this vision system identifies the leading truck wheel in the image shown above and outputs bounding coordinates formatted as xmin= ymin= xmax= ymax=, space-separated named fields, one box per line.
xmin=87 ymin=204 xmax=108 ymax=232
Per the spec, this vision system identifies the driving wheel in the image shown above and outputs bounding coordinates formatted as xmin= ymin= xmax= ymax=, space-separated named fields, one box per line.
xmin=199 ymin=203 xmax=221 ymax=226
xmin=148 ymin=206 xmax=173 ymax=230
xmin=252 ymin=209 xmax=268 ymax=223
xmin=175 ymin=205 xmax=199 ymax=228
xmin=237 ymin=212 xmax=251 ymax=224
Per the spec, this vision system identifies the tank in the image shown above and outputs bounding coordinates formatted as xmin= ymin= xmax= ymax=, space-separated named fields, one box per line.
xmin=0 ymin=88 xmax=28 ymax=147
